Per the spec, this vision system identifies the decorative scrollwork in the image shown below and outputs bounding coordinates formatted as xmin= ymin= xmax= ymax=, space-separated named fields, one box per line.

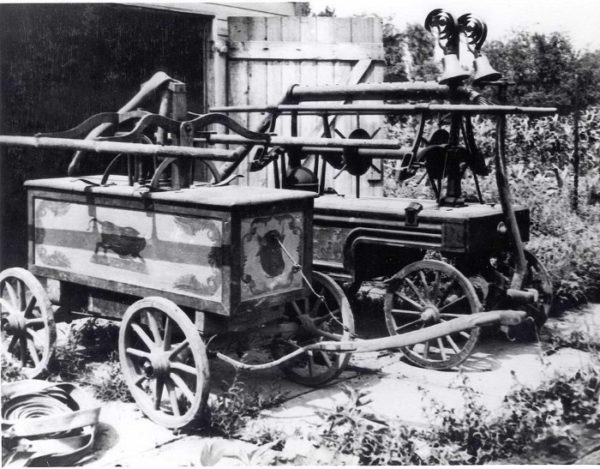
xmin=425 ymin=9 xmax=459 ymax=54
xmin=457 ymin=14 xmax=488 ymax=56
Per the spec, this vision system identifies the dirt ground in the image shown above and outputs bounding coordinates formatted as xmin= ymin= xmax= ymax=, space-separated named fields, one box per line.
xmin=66 ymin=303 xmax=600 ymax=467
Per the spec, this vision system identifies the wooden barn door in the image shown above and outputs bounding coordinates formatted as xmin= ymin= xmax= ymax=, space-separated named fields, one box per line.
xmin=226 ymin=16 xmax=385 ymax=196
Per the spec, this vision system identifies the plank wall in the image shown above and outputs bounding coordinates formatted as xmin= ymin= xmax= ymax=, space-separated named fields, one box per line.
xmin=226 ymin=16 xmax=385 ymax=196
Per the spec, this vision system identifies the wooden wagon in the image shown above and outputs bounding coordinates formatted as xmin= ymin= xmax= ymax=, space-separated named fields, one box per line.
xmin=0 ymin=9 xmax=551 ymax=428
xmin=0 ymin=79 xmax=529 ymax=429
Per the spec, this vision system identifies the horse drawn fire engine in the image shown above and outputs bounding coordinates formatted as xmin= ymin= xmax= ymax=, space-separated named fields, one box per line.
xmin=0 ymin=10 xmax=554 ymax=429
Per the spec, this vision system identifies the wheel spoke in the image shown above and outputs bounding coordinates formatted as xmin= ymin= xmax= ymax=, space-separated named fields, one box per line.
xmin=163 ymin=317 xmax=173 ymax=351
xmin=154 ymin=377 xmax=165 ymax=410
xmin=394 ymin=293 xmax=423 ymax=311
xmin=418 ymin=271 xmax=429 ymax=298
xmin=126 ymin=347 xmax=151 ymax=359
xmin=166 ymin=380 xmax=180 ymax=417
xmin=312 ymin=328 xmax=344 ymax=341
xmin=4 ymin=282 xmax=18 ymax=309
xmin=8 ymin=335 xmax=18 ymax=353
xmin=405 ymin=278 xmax=426 ymax=305
xmin=307 ymin=351 xmax=314 ymax=376
xmin=437 ymin=338 xmax=447 ymax=361
xmin=170 ymin=361 xmax=197 ymax=376
xmin=431 ymin=271 xmax=441 ymax=303
xmin=169 ymin=340 xmax=190 ymax=359
xmin=391 ymin=308 xmax=422 ymax=316
xmin=131 ymin=323 xmax=156 ymax=351
xmin=26 ymin=318 xmax=45 ymax=328
xmin=27 ymin=338 xmax=40 ymax=366
xmin=134 ymin=375 xmax=146 ymax=387
xmin=446 ymin=335 xmax=461 ymax=354
xmin=17 ymin=281 xmax=26 ymax=312
xmin=146 ymin=311 xmax=163 ymax=346
xmin=20 ymin=336 xmax=27 ymax=366
xmin=23 ymin=297 xmax=37 ymax=318
xmin=439 ymin=295 xmax=467 ymax=313
xmin=459 ymin=331 xmax=471 ymax=339
xmin=170 ymin=372 xmax=194 ymax=402
xmin=319 ymin=350 xmax=333 ymax=368
xmin=312 ymin=315 xmax=329 ymax=326
xmin=291 ymin=301 xmax=304 ymax=317
xmin=395 ymin=318 xmax=423 ymax=333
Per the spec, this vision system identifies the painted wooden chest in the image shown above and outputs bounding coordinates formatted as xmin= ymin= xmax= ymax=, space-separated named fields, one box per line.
xmin=26 ymin=176 xmax=315 ymax=319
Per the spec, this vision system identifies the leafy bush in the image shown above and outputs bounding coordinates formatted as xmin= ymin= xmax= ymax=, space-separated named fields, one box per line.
xmin=53 ymin=326 xmax=88 ymax=381
xmin=311 ymin=367 xmax=600 ymax=465
xmin=71 ymin=318 xmax=119 ymax=360
xmin=316 ymin=386 xmax=424 ymax=465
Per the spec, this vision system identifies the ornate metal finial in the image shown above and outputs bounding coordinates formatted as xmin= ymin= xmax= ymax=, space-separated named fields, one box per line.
xmin=457 ymin=13 xmax=502 ymax=84
xmin=457 ymin=14 xmax=488 ymax=57
xmin=425 ymin=9 xmax=460 ymax=55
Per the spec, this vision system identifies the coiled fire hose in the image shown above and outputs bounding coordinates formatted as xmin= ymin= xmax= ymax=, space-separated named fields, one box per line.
xmin=1 ymin=380 xmax=101 ymax=467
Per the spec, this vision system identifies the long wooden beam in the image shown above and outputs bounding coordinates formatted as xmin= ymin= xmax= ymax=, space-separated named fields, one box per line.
xmin=0 ymin=136 xmax=236 ymax=160
xmin=193 ymin=134 xmax=400 ymax=149
xmin=211 ymin=103 xmax=557 ymax=115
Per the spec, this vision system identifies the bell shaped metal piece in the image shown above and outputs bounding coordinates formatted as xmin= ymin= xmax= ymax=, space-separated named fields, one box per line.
xmin=439 ymin=54 xmax=470 ymax=85
xmin=472 ymin=54 xmax=502 ymax=85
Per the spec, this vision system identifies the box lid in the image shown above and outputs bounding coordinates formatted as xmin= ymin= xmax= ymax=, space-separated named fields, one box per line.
xmin=25 ymin=175 xmax=316 ymax=208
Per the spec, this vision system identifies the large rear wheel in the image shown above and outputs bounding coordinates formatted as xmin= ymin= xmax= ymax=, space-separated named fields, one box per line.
xmin=273 ymin=272 xmax=355 ymax=386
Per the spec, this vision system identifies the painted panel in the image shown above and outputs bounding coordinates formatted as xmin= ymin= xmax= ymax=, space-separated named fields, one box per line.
xmin=240 ymin=211 xmax=304 ymax=300
xmin=313 ymin=226 xmax=351 ymax=263
xmin=33 ymin=198 xmax=223 ymax=301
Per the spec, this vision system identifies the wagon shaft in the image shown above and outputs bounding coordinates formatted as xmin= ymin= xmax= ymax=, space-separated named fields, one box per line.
xmin=318 ymin=309 xmax=525 ymax=353
xmin=214 ymin=309 xmax=526 ymax=371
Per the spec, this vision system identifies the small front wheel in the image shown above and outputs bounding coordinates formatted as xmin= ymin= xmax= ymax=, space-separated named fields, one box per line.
xmin=274 ymin=271 xmax=355 ymax=386
xmin=119 ymin=297 xmax=209 ymax=429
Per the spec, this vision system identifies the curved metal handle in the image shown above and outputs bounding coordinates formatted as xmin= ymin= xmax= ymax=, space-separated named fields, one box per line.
xmin=68 ymin=72 xmax=175 ymax=176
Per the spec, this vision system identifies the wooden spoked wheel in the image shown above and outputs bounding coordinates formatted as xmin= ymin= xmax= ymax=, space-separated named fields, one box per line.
xmin=119 ymin=297 xmax=209 ymax=429
xmin=274 ymin=271 xmax=355 ymax=386
xmin=384 ymin=260 xmax=481 ymax=370
xmin=0 ymin=268 xmax=56 ymax=377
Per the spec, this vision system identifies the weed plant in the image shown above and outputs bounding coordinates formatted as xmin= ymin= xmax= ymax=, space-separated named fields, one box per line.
xmin=1 ymin=355 xmax=26 ymax=383
xmin=208 ymin=375 xmax=287 ymax=439
xmin=312 ymin=365 xmax=600 ymax=464
xmin=89 ymin=351 xmax=133 ymax=402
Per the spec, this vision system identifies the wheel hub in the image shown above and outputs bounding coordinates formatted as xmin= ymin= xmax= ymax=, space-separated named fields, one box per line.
xmin=2 ymin=310 xmax=26 ymax=334
xmin=420 ymin=305 xmax=440 ymax=323
xmin=144 ymin=351 xmax=171 ymax=378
